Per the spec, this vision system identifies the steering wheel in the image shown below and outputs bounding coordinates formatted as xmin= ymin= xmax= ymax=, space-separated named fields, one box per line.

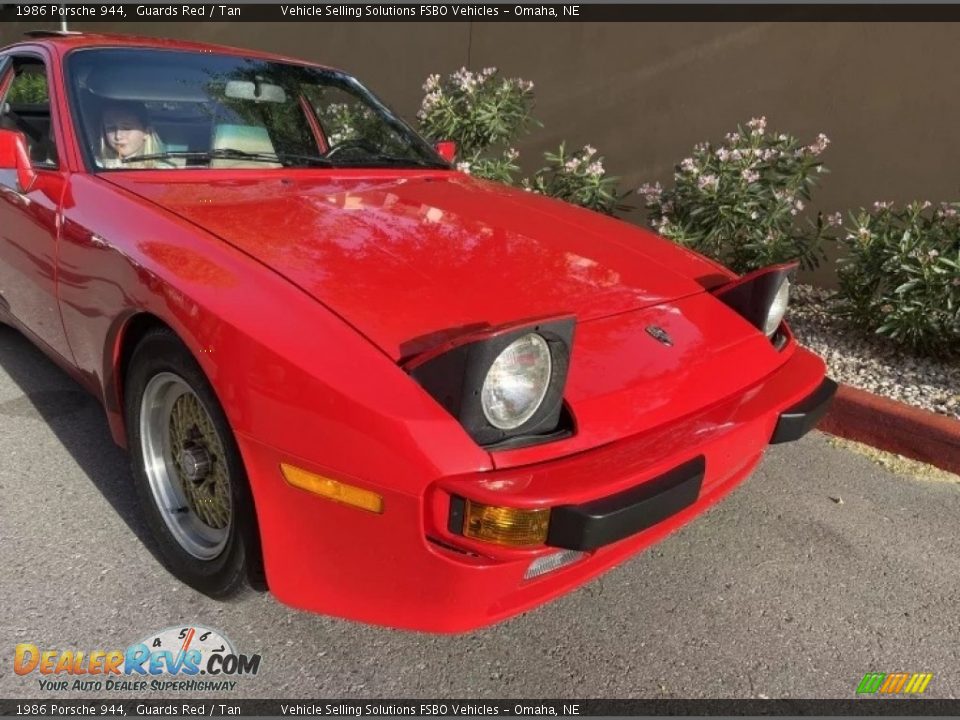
xmin=322 ymin=138 xmax=380 ymax=160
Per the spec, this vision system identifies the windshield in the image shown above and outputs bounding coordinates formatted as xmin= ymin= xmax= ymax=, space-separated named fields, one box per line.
xmin=65 ymin=48 xmax=448 ymax=171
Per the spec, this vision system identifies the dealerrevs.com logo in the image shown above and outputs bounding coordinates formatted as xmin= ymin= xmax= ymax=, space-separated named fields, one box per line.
xmin=14 ymin=626 xmax=261 ymax=693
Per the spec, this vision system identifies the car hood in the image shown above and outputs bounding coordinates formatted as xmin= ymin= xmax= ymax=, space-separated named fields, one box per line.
xmin=105 ymin=172 xmax=728 ymax=359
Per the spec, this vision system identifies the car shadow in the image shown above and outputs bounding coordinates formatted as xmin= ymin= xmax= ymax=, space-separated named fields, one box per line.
xmin=0 ymin=324 xmax=162 ymax=558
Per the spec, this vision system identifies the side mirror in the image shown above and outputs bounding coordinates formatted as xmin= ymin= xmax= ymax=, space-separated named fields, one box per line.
xmin=0 ymin=129 xmax=37 ymax=193
xmin=434 ymin=140 xmax=457 ymax=164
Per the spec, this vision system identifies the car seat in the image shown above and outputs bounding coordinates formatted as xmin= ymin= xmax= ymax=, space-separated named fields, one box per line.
xmin=209 ymin=124 xmax=282 ymax=168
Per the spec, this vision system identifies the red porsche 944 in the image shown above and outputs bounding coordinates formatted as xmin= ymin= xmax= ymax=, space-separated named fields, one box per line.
xmin=0 ymin=33 xmax=835 ymax=632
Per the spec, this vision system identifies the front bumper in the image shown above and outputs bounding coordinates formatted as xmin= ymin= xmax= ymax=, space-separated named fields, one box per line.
xmin=523 ymin=375 xmax=835 ymax=555
xmin=243 ymin=345 xmax=830 ymax=633
xmin=546 ymin=456 xmax=705 ymax=551
xmin=771 ymin=377 xmax=838 ymax=444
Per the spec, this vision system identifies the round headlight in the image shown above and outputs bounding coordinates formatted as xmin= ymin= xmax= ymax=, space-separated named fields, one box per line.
xmin=481 ymin=333 xmax=552 ymax=430
xmin=764 ymin=277 xmax=790 ymax=336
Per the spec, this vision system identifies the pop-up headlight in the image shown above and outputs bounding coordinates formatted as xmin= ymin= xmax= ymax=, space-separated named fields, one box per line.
xmin=407 ymin=317 xmax=575 ymax=449
xmin=714 ymin=263 xmax=796 ymax=343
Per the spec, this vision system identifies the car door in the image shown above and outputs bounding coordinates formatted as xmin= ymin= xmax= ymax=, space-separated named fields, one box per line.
xmin=0 ymin=49 xmax=73 ymax=362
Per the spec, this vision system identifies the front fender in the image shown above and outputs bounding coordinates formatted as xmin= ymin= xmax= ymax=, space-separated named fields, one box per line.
xmin=58 ymin=174 xmax=493 ymax=495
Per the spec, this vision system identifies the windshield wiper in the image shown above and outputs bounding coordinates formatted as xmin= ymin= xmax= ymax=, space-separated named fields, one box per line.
xmin=345 ymin=153 xmax=449 ymax=169
xmin=122 ymin=148 xmax=337 ymax=167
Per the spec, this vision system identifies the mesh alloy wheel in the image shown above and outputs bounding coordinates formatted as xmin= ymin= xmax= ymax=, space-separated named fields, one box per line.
xmin=139 ymin=372 xmax=233 ymax=561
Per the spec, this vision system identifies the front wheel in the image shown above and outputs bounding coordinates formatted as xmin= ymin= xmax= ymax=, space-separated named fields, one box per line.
xmin=125 ymin=327 xmax=260 ymax=597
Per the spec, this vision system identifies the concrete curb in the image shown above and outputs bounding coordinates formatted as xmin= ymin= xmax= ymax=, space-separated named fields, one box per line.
xmin=818 ymin=383 xmax=960 ymax=475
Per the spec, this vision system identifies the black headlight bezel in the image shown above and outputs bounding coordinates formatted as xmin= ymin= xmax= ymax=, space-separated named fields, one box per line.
xmin=714 ymin=262 xmax=796 ymax=348
xmin=406 ymin=316 xmax=576 ymax=449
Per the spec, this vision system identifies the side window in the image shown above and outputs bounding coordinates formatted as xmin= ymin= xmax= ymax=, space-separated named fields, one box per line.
xmin=0 ymin=57 xmax=59 ymax=168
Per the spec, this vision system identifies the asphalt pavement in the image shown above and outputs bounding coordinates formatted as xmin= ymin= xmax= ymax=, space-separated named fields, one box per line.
xmin=1 ymin=323 xmax=958 ymax=700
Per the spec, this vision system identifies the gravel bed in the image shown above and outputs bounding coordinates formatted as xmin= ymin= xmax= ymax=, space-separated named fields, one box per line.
xmin=787 ymin=284 xmax=960 ymax=421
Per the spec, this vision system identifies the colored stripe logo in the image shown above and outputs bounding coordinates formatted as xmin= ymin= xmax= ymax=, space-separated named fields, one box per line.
xmin=857 ymin=672 xmax=933 ymax=695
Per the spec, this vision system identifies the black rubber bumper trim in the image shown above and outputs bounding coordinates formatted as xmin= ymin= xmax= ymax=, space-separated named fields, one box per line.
xmin=770 ymin=377 xmax=838 ymax=445
xmin=546 ymin=456 xmax=705 ymax=552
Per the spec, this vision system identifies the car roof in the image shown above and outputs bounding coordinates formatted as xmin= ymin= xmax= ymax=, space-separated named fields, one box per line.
xmin=2 ymin=31 xmax=338 ymax=71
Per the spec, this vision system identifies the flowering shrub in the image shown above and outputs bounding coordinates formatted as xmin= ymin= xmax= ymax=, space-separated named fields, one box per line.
xmin=638 ymin=117 xmax=833 ymax=274
xmin=835 ymin=201 xmax=960 ymax=356
xmin=456 ymin=147 xmax=521 ymax=185
xmin=417 ymin=68 xmax=536 ymax=158
xmin=522 ymin=143 xmax=626 ymax=216
xmin=416 ymin=67 xmax=624 ymax=215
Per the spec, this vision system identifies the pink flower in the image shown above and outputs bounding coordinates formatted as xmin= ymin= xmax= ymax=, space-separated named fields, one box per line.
xmin=747 ymin=116 xmax=767 ymax=136
xmin=937 ymin=203 xmax=958 ymax=219
xmin=417 ymin=90 xmax=442 ymax=119
xmin=808 ymin=133 xmax=831 ymax=156
xmin=586 ymin=161 xmax=605 ymax=177
xmin=697 ymin=174 xmax=719 ymax=192
xmin=637 ymin=182 xmax=663 ymax=204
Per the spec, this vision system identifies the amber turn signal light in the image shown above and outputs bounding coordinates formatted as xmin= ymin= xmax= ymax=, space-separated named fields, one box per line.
xmin=280 ymin=463 xmax=384 ymax=514
xmin=463 ymin=500 xmax=550 ymax=547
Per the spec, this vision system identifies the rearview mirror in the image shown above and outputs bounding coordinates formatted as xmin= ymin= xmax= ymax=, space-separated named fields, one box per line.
xmin=0 ymin=129 xmax=37 ymax=193
xmin=224 ymin=80 xmax=287 ymax=103
xmin=434 ymin=140 xmax=457 ymax=163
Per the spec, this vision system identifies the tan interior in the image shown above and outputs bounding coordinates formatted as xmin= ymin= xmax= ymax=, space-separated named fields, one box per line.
xmin=209 ymin=123 xmax=282 ymax=168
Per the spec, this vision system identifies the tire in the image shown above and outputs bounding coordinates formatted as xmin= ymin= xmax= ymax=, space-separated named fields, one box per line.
xmin=124 ymin=327 xmax=261 ymax=598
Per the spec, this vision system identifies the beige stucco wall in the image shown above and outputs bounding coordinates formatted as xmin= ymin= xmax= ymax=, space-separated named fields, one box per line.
xmin=3 ymin=19 xmax=959 ymax=286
